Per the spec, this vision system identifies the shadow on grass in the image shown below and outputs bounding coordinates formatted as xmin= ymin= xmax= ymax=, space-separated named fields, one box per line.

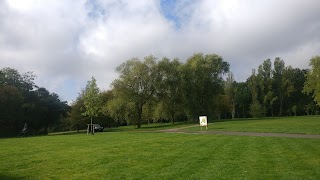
xmin=104 ymin=122 xmax=194 ymax=132
xmin=139 ymin=122 xmax=193 ymax=129
xmin=104 ymin=128 xmax=133 ymax=132
xmin=0 ymin=174 xmax=26 ymax=180
xmin=208 ymin=116 xmax=285 ymax=123
xmin=48 ymin=130 xmax=87 ymax=136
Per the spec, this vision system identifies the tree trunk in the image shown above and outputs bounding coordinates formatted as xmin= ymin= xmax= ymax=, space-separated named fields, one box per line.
xmin=91 ymin=116 xmax=94 ymax=135
xmin=231 ymin=104 xmax=235 ymax=119
xmin=137 ymin=105 xmax=142 ymax=128
xmin=280 ymin=98 xmax=283 ymax=116
xmin=171 ymin=111 xmax=175 ymax=124
xmin=44 ymin=124 xmax=48 ymax=135
xmin=77 ymin=124 xmax=79 ymax=133
xmin=242 ymin=107 xmax=246 ymax=118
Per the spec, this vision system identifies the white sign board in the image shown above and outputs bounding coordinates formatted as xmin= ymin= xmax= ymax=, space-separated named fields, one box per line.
xmin=199 ymin=116 xmax=207 ymax=126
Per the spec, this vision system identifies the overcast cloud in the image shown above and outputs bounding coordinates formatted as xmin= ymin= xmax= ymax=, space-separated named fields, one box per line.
xmin=1 ymin=0 xmax=320 ymax=102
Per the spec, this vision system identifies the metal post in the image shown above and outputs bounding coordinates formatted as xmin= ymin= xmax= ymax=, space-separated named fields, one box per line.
xmin=87 ymin=124 xmax=89 ymax=135
xmin=91 ymin=117 xmax=94 ymax=135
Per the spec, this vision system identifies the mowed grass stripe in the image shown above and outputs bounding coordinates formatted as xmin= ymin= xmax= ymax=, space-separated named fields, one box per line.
xmin=185 ymin=116 xmax=320 ymax=134
xmin=1 ymin=132 xmax=319 ymax=179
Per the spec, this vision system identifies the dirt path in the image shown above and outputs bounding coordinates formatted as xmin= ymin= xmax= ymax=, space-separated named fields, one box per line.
xmin=155 ymin=126 xmax=320 ymax=139
xmin=156 ymin=125 xmax=199 ymax=132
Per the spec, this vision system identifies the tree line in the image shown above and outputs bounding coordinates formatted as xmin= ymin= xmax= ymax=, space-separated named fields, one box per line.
xmin=1 ymin=53 xmax=319 ymax=136
xmin=66 ymin=53 xmax=320 ymax=131
xmin=0 ymin=68 xmax=69 ymax=137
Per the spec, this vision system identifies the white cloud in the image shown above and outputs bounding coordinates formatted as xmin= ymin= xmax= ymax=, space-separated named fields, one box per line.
xmin=1 ymin=0 xmax=319 ymax=101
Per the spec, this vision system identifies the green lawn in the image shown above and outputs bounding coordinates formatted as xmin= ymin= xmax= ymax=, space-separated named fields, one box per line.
xmin=105 ymin=121 xmax=194 ymax=132
xmin=47 ymin=122 xmax=193 ymax=136
xmin=1 ymin=131 xmax=320 ymax=179
xmin=185 ymin=116 xmax=320 ymax=134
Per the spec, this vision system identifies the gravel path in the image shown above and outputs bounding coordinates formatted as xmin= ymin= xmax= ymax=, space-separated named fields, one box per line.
xmin=155 ymin=126 xmax=320 ymax=139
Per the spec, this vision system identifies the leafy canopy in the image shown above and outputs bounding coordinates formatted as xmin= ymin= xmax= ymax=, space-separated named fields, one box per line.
xmin=303 ymin=56 xmax=320 ymax=106
xmin=83 ymin=76 xmax=101 ymax=118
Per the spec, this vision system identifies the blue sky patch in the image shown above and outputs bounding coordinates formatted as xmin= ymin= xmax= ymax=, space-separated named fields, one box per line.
xmin=85 ymin=0 xmax=105 ymax=19
xmin=160 ymin=0 xmax=181 ymax=28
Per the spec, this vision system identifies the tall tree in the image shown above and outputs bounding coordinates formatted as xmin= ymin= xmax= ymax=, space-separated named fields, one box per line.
xmin=234 ymin=82 xmax=251 ymax=118
xmin=0 ymin=68 xmax=35 ymax=136
xmin=303 ymin=56 xmax=320 ymax=107
xmin=0 ymin=67 xmax=69 ymax=136
xmin=225 ymin=72 xmax=236 ymax=119
xmin=112 ymin=56 xmax=158 ymax=128
xmin=0 ymin=85 xmax=24 ymax=136
xmin=273 ymin=58 xmax=294 ymax=116
xmin=257 ymin=59 xmax=273 ymax=116
xmin=248 ymin=69 xmax=263 ymax=118
xmin=67 ymin=93 xmax=88 ymax=132
xmin=105 ymin=96 xmax=133 ymax=126
xmin=98 ymin=90 xmax=117 ymax=128
xmin=155 ymin=58 xmax=183 ymax=123
xmin=32 ymin=88 xmax=69 ymax=134
xmin=0 ymin=67 xmax=35 ymax=92
xmin=181 ymin=53 xmax=229 ymax=121
xmin=83 ymin=76 xmax=101 ymax=134
xmin=288 ymin=68 xmax=312 ymax=115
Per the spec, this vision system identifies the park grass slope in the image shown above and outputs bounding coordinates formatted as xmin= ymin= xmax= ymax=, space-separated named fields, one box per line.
xmin=0 ymin=130 xmax=320 ymax=179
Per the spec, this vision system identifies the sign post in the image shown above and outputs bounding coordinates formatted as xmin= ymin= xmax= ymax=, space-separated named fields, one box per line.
xmin=199 ymin=116 xmax=208 ymax=130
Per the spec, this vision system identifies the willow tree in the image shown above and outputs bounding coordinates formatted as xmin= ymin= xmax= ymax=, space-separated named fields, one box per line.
xmin=112 ymin=56 xmax=158 ymax=128
xmin=83 ymin=76 xmax=101 ymax=134
xmin=303 ymin=56 xmax=320 ymax=106
xmin=181 ymin=53 xmax=229 ymax=121
xmin=155 ymin=57 xmax=183 ymax=123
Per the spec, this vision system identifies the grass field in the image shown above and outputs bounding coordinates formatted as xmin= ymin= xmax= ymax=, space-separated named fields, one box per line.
xmin=1 ymin=116 xmax=320 ymax=179
xmin=185 ymin=116 xmax=320 ymax=134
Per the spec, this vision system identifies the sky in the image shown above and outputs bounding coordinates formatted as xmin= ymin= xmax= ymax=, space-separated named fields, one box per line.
xmin=1 ymin=0 xmax=320 ymax=103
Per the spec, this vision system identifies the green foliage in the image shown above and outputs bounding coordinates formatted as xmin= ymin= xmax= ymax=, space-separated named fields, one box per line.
xmin=235 ymin=82 xmax=251 ymax=118
xmin=82 ymin=76 xmax=101 ymax=118
xmin=225 ymin=72 xmax=236 ymax=118
xmin=66 ymin=94 xmax=88 ymax=132
xmin=291 ymin=105 xmax=297 ymax=116
xmin=273 ymin=58 xmax=294 ymax=116
xmin=0 ymin=67 xmax=35 ymax=92
xmin=181 ymin=53 xmax=229 ymax=120
xmin=250 ymin=101 xmax=263 ymax=118
xmin=247 ymin=58 xmax=297 ymax=117
xmin=4 ymin=53 xmax=320 ymax=136
xmin=0 ymin=85 xmax=24 ymax=136
xmin=112 ymin=56 xmax=158 ymax=128
xmin=105 ymin=95 xmax=134 ymax=126
xmin=214 ymin=94 xmax=232 ymax=119
xmin=155 ymin=57 xmax=183 ymax=123
xmin=152 ymin=101 xmax=168 ymax=121
xmin=303 ymin=56 xmax=320 ymax=106
xmin=0 ymin=67 xmax=69 ymax=137
xmin=32 ymin=88 xmax=69 ymax=134
xmin=289 ymin=69 xmax=312 ymax=115
xmin=257 ymin=59 xmax=273 ymax=115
